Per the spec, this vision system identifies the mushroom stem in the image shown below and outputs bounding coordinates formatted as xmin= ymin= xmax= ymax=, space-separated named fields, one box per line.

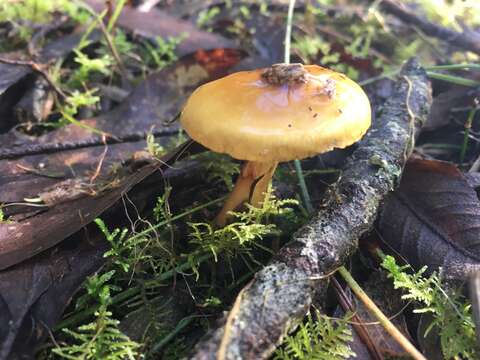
xmin=215 ymin=161 xmax=278 ymax=227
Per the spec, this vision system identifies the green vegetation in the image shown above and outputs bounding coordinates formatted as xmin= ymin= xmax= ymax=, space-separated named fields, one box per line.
xmin=381 ymin=255 xmax=478 ymax=359
xmin=47 ymin=167 xmax=301 ymax=358
xmin=52 ymin=271 xmax=141 ymax=360
xmin=2 ymin=1 xmax=479 ymax=359
xmin=0 ymin=0 xmax=88 ymax=44
xmin=416 ymin=0 xmax=480 ymax=30
xmin=274 ymin=311 xmax=355 ymax=360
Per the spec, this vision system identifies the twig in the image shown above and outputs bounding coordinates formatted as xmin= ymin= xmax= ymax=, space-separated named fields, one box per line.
xmin=331 ymin=277 xmax=383 ymax=360
xmin=190 ymin=58 xmax=431 ymax=359
xmin=0 ymin=57 xmax=67 ymax=99
xmin=283 ymin=0 xmax=314 ymax=214
xmin=89 ymin=135 xmax=109 ymax=183
xmin=460 ymin=103 xmax=478 ymax=164
xmin=94 ymin=13 xmax=130 ymax=87
xmin=338 ymin=267 xmax=426 ymax=360
xmin=380 ymin=0 xmax=480 ymax=56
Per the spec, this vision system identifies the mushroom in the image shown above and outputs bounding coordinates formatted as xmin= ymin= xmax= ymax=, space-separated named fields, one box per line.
xmin=180 ymin=63 xmax=371 ymax=226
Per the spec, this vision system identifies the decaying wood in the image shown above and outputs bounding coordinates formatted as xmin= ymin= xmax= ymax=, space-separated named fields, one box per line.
xmin=381 ymin=0 xmax=480 ymax=56
xmin=190 ymin=58 xmax=432 ymax=359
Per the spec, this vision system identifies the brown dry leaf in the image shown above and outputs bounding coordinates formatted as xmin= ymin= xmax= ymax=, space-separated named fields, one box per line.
xmin=378 ymin=158 xmax=480 ymax=279
xmin=0 ymin=159 xmax=207 ymax=360
xmin=0 ymin=49 xmax=242 ymax=203
xmin=84 ymin=0 xmax=235 ymax=56
xmin=0 ymin=47 xmax=240 ymax=269
xmin=425 ymin=86 xmax=476 ymax=131
xmin=0 ymin=139 xmax=207 ymax=270
xmin=0 ymin=31 xmax=99 ymax=96
xmin=0 ymin=232 xmax=107 ymax=360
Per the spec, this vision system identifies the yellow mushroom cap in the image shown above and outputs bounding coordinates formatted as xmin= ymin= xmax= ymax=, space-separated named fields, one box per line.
xmin=180 ymin=64 xmax=371 ymax=163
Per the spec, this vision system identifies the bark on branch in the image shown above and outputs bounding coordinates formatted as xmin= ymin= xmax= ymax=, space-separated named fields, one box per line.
xmin=190 ymin=58 xmax=432 ymax=359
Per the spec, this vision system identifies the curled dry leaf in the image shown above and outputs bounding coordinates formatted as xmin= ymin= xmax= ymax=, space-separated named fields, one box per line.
xmin=425 ymin=86 xmax=477 ymax=131
xmin=84 ymin=0 xmax=234 ymax=56
xmin=0 ymin=140 xmax=207 ymax=271
xmin=378 ymin=158 xmax=480 ymax=279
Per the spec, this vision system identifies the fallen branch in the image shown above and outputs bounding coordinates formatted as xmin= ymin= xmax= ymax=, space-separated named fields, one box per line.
xmin=381 ymin=0 xmax=480 ymax=56
xmin=190 ymin=58 xmax=432 ymax=359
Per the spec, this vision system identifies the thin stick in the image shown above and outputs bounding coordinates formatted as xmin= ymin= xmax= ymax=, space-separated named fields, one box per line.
xmin=0 ymin=57 xmax=67 ymax=99
xmin=331 ymin=277 xmax=383 ymax=360
xmin=96 ymin=16 xmax=130 ymax=85
xmin=460 ymin=104 xmax=478 ymax=164
xmin=284 ymin=0 xmax=296 ymax=64
xmin=338 ymin=266 xmax=427 ymax=360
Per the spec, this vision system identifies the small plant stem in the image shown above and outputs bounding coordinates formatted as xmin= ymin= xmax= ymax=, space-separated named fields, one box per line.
xmin=293 ymin=160 xmax=314 ymax=213
xmin=338 ymin=266 xmax=427 ymax=360
xmin=359 ymin=64 xmax=480 ymax=87
xmin=0 ymin=57 xmax=67 ymax=99
xmin=284 ymin=0 xmax=296 ymax=64
xmin=359 ymin=68 xmax=401 ymax=86
xmin=426 ymin=71 xmax=480 ymax=87
xmin=150 ymin=316 xmax=195 ymax=354
xmin=61 ymin=110 xmax=111 ymax=137
xmin=284 ymin=0 xmax=314 ymax=214
xmin=55 ymin=253 xmax=213 ymax=330
xmin=128 ymin=196 xmax=225 ymax=243
xmin=107 ymin=0 xmax=127 ymax=32
xmin=424 ymin=63 xmax=480 ymax=71
xmin=460 ymin=105 xmax=478 ymax=163
xmin=96 ymin=14 xmax=129 ymax=85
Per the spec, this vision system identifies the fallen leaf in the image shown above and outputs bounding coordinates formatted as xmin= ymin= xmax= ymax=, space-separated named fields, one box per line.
xmin=84 ymin=0 xmax=235 ymax=56
xmin=0 ymin=30 xmax=101 ymax=97
xmin=378 ymin=158 xmax=480 ymax=279
xmin=0 ymin=231 xmax=108 ymax=360
xmin=425 ymin=86 xmax=476 ymax=131
xmin=0 ymin=140 xmax=205 ymax=270
xmin=0 ymin=49 xmax=242 ymax=203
